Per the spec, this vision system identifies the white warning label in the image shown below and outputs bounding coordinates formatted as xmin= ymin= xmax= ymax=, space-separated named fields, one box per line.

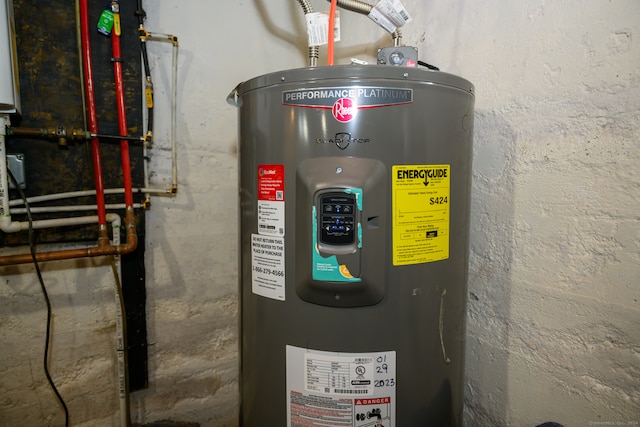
xmin=286 ymin=346 xmax=396 ymax=427
xmin=251 ymin=234 xmax=285 ymax=301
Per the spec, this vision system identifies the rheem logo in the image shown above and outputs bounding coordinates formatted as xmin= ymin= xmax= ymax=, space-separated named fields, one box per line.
xmin=332 ymin=98 xmax=357 ymax=123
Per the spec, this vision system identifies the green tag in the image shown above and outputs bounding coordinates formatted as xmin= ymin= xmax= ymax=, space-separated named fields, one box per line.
xmin=97 ymin=9 xmax=114 ymax=36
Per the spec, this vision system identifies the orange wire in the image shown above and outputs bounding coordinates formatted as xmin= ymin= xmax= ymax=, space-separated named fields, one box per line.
xmin=328 ymin=0 xmax=337 ymax=65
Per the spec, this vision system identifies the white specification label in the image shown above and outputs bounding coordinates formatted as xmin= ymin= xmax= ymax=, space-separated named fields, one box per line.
xmin=305 ymin=11 xmax=341 ymax=47
xmin=251 ymin=234 xmax=285 ymax=301
xmin=258 ymin=200 xmax=285 ymax=237
xmin=305 ymin=353 xmax=374 ymax=396
xmin=287 ymin=346 xmax=396 ymax=427
xmin=369 ymin=0 xmax=412 ymax=32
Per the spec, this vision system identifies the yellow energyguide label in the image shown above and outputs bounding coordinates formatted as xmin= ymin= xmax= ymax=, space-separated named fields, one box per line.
xmin=392 ymin=164 xmax=450 ymax=265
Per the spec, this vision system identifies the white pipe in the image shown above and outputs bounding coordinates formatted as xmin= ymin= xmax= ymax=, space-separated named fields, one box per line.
xmin=0 ymin=114 xmax=22 ymax=233
xmin=170 ymin=38 xmax=178 ymax=191
xmin=15 ymin=215 xmax=100 ymax=231
xmin=2 ymin=212 xmax=122 ymax=232
xmin=108 ymin=214 xmax=130 ymax=427
xmin=142 ymin=31 xmax=179 ymax=196
xmin=0 ymin=137 xmax=139 ymax=231
xmin=0 ymin=129 xmax=131 ymax=231
xmin=9 ymin=187 xmax=171 ymax=207
xmin=11 ymin=203 xmax=143 ymax=214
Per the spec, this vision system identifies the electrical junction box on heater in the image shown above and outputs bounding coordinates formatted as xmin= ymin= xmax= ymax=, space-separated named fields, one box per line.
xmin=377 ymin=46 xmax=418 ymax=67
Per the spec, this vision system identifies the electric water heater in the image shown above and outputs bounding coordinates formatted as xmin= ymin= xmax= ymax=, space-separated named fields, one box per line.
xmin=230 ymin=65 xmax=474 ymax=427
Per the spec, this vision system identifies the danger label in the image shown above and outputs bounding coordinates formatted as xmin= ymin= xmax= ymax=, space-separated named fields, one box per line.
xmin=354 ymin=396 xmax=392 ymax=427
xmin=355 ymin=397 xmax=391 ymax=405
xmin=392 ymin=164 xmax=450 ymax=265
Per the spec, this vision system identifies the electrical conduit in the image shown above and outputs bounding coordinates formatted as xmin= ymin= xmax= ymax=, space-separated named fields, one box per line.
xmin=323 ymin=0 xmax=402 ymax=46
xmin=295 ymin=0 xmax=319 ymax=66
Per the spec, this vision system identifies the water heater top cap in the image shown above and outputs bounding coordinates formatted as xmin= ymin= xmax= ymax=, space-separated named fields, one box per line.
xmin=229 ymin=65 xmax=474 ymax=104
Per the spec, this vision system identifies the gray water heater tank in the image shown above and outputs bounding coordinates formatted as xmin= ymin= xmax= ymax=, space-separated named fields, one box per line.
xmin=230 ymin=65 xmax=475 ymax=427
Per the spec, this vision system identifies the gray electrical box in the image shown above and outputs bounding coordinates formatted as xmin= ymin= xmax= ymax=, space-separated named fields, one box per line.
xmin=7 ymin=153 xmax=25 ymax=189
xmin=230 ymin=65 xmax=474 ymax=427
xmin=377 ymin=46 xmax=419 ymax=67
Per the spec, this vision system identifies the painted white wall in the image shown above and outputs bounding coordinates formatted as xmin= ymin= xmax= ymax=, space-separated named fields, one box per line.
xmin=1 ymin=1 xmax=638 ymax=426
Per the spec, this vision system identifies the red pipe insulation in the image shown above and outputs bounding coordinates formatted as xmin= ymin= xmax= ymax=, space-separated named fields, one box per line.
xmin=79 ymin=0 xmax=108 ymax=227
xmin=111 ymin=17 xmax=134 ymax=208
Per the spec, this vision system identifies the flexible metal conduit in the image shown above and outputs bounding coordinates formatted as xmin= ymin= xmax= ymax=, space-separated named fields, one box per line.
xmin=296 ymin=0 xmax=319 ymax=66
xmin=324 ymin=0 xmax=402 ymax=45
xmin=330 ymin=0 xmax=372 ymax=15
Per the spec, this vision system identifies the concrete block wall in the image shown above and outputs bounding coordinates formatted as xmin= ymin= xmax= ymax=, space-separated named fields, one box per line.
xmin=1 ymin=1 xmax=638 ymax=426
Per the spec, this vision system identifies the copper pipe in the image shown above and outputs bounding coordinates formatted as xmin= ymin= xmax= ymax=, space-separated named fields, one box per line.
xmin=6 ymin=127 xmax=63 ymax=138
xmin=6 ymin=126 xmax=144 ymax=143
xmin=0 ymin=208 xmax=137 ymax=266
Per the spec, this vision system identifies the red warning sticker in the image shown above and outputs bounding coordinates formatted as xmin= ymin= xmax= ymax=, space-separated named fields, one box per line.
xmin=258 ymin=164 xmax=284 ymax=201
xmin=257 ymin=164 xmax=285 ymax=237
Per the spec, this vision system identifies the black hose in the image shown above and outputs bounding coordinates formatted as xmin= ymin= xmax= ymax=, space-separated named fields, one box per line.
xmin=7 ymin=168 xmax=70 ymax=427
xmin=136 ymin=0 xmax=153 ymax=139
